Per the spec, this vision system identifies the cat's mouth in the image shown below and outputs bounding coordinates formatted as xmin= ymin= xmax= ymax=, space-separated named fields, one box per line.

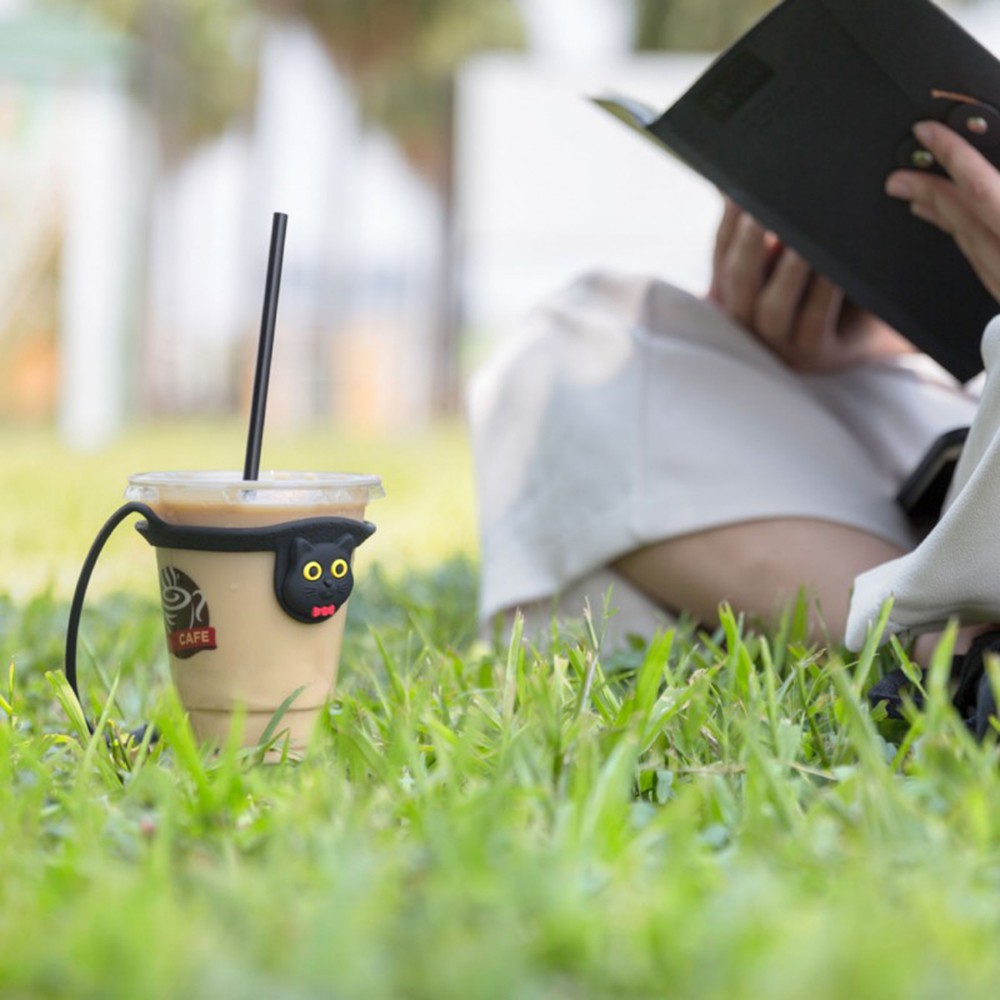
xmin=311 ymin=604 xmax=337 ymax=619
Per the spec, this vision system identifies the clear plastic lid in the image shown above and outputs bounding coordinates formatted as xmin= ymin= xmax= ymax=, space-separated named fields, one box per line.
xmin=125 ymin=471 xmax=385 ymax=508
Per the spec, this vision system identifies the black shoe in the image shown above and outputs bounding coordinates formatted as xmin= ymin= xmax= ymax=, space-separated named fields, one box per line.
xmin=952 ymin=630 xmax=1000 ymax=740
xmin=866 ymin=629 xmax=1000 ymax=740
xmin=866 ymin=667 xmax=921 ymax=721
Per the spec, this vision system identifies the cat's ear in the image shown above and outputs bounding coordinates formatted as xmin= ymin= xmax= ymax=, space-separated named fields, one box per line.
xmin=334 ymin=521 xmax=375 ymax=557
xmin=333 ymin=532 xmax=360 ymax=558
xmin=291 ymin=537 xmax=317 ymax=563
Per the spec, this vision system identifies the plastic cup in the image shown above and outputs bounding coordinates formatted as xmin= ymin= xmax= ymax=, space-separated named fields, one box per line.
xmin=124 ymin=471 xmax=383 ymax=751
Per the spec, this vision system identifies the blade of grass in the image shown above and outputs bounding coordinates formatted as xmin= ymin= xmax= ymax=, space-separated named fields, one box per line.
xmin=851 ymin=597 xmax=894 ymax=695
xmin=502 ymin=612 xmax=524 ymax=725
xmin=256 ymin=685 xmax=306 ymax=749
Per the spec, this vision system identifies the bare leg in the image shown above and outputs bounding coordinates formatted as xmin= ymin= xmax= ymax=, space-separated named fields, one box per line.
xmin=913 ymin=625 xmax=995 ymax=664
xmin=613 ymin=518 xmax=907 ymax=644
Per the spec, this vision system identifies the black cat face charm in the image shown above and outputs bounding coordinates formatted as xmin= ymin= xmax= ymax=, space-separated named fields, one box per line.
xmin=274 ymin=522 xmax=375 ymax=624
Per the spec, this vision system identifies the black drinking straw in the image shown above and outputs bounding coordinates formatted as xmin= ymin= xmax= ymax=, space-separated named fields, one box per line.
xmin=243 ymin=211 xmax=288 ymax=481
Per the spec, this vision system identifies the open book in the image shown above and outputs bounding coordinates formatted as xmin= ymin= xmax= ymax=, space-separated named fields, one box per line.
xmin=594 ymin=0 xmax=1000 ymax=382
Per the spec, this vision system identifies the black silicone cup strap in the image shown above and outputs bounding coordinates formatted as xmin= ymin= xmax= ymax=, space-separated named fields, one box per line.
xmin=134 ymin=513 xmax=377 ymax=552
xmin=64 ymin=501 xmax=156 ymax=708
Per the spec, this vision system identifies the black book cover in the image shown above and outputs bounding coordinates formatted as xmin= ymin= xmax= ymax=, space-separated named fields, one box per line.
xmin=596 ymin=0 xmax=1000 ymax=381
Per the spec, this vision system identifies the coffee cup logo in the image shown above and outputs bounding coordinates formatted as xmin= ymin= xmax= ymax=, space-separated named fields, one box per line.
xmin=160 ymin=565 xmax=217 ymax=659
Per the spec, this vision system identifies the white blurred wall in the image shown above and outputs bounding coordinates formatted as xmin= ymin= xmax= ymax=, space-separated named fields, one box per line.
xmin=515 ymin=0 xmax=635 ymax=60
xmin=453 ymin=53 xmax=719 ymax=358
xmin=58 ymin=81 xmax=147 ymax=450
xmin=0 ymin=5 xmax=145 ymax=450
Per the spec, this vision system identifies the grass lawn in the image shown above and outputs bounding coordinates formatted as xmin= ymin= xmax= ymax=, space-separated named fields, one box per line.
xmin=3 ymin=420 xmax=1000 ymax=997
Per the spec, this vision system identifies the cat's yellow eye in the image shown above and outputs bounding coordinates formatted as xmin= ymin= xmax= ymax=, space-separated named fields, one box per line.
xmin=303 ymin=560 xmax=323 ymax=582
xmin=331 ymin=558 xmax=349 ymax=579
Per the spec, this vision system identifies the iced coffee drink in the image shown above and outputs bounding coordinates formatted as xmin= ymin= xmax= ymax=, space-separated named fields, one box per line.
xmin=125 ymin=471 xmax=383 ymax=750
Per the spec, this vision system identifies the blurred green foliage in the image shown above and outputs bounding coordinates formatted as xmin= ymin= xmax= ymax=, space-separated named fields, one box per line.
xmin=634 ymin=0 xmax=979 ymax=51
xmin=635 ymin=0 xmax=778 ymax=51
xmin=268 ymin=0 xmax=524 ymax=178
xmin=49 ymin=0 xmax=523 ymax=175
xmin=48 ymin=0 xmax=259 ymax=158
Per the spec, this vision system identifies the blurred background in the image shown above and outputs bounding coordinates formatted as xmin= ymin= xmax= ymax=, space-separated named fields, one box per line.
xmin=1 ymin=0 xmax=998 ymax=453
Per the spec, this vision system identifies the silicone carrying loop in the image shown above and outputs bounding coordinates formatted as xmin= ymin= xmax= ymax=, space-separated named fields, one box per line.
xmin=64 ymin=501 xmax=157 ymax=733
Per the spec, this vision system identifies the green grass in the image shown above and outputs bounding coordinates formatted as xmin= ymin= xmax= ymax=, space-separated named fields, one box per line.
xmin=3 ymin=422 xmax=1000 ymax=997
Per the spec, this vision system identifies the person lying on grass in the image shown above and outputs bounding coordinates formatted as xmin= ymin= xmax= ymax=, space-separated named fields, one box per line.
xmin=468 ymin=117 xmax=1000 ymax=733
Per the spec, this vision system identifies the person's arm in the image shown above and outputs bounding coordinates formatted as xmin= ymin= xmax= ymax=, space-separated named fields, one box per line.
xmin=886 ymin=120 xmax=1000 ymax=304
xmin=709 ymin=199 xmax=913 ymax=372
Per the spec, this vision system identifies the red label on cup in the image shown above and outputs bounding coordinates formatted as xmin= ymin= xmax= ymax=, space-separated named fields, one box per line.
xmin=167 ymin=626 xmax=218 ymax=656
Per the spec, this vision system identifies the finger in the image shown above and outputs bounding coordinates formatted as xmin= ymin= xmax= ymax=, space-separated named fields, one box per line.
xmin=885 ymin=168 xmax=969 ymax=231
xmin=719 ymin=212 xmax=769 ymax=324
xmin=911 ymin=177 xmax=993 ymax=242
xmin=709 ymin=198 xmax=744 ymax=300
xmin=803 ymin=276 xmax=843 ymax=339
xmin=888 ymin=169 xmax=989 ymax=250
xmin=789 ymin=275 xmax=842 ymax=367
xmin=886 ymin=122 xmax=1000 ymax=238
xmin=906 ymin=192 xmax=946 ymax=229
xmin=752 ymin=249 xmax=811 ymax=343
xmin=762 ymin=232 xmax=786 ymax=276
xmin=914 ymin=120 xmax=1000 ymax=226
xmin=712 ymin=198 xmax=742 ymax=263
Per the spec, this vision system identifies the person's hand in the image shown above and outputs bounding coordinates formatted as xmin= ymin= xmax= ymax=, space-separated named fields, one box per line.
xmin=886 ymin=119 xmax=1000 ymax=303
xmin=708 ymin=199 xmax=913 ymax=371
